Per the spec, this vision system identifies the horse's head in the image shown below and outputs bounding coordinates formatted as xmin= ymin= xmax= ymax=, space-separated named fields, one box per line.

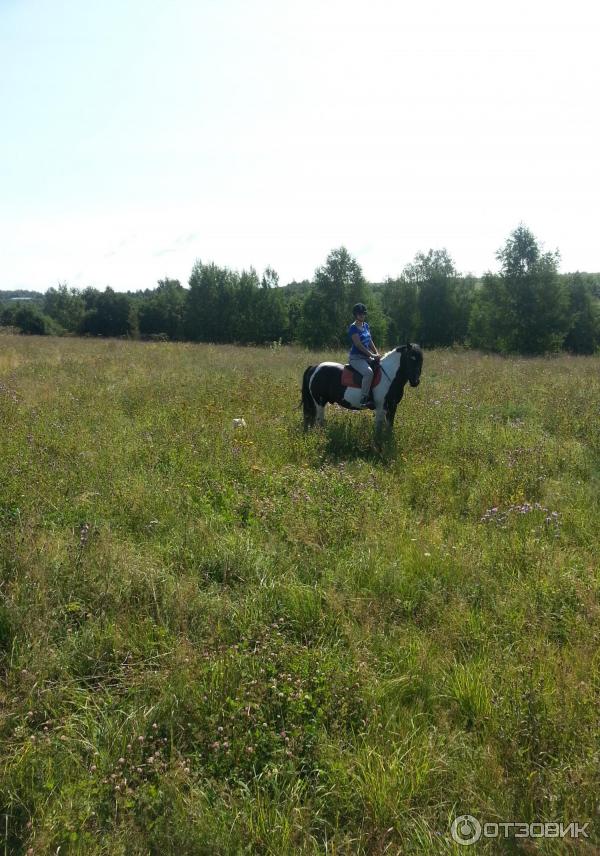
xmin=396 ymin=343 xmax=423 ymax=387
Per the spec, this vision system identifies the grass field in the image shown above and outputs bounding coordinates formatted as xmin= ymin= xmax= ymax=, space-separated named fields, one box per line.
xmin=1 ymin=336 xmax=599 ymax=855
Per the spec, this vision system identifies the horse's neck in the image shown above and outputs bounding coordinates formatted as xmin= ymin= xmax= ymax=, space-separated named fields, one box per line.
xmin=379 ymin=350 xmax=401 ymax=392
xmin=381 ymin=350 xmax=401 ymax=375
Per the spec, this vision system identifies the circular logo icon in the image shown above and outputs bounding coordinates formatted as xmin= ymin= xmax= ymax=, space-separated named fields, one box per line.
xmin=451 ymin=815 xmax=482 ymax=846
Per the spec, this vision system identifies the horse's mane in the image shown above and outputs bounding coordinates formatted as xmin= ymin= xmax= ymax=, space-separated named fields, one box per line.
xmin=382 ymin=344 xmax=422 ymax=359
xmin=382 ymin=345 xmax=406 ymax=360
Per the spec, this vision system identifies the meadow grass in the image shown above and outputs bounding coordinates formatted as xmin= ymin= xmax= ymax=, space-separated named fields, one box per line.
xmin=0 ymin=336 xmax=599 ymax=855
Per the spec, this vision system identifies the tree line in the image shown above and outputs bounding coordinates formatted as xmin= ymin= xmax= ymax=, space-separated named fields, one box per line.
xmin=1 ymin=226 xmax=599 ymax=354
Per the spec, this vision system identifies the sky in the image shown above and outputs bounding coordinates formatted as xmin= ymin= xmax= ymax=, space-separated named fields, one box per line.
xmin=1 ymin=0 xmax=599 ymax=293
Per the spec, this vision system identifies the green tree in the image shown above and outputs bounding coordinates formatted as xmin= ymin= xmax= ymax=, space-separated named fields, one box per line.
xmin=43 ymin=283 xmax=85 ymax=333
xmin=13 ymin=304 xmax=53 ymax=335
xmin=402 ymin=249 xmax=461 ymax=347
xmin=299 ymin=247 xmax=373 ymax=349
xmin=468 ymin=276 xmax=503 ymax=350
xmin=286 ymin=294 xmax=305 ymax=343
xmin=81 ymin=287 xmax=135 ymax=337
xmin=453 ymin=275 xmax=477 ymax=343
xmin=256 ymin=268 xmax=289 ymax=343
xmin=471 ymin=225 xmax=569 ymax=354
xmin=233 ymin=268 xmax=261 ymax=343
xmin=381 ymin=278 xmax=420 ymax=344
xmin=563 ymin=273 xmax=600 ymax=354
xmin=138 ymin=279 xmax=186 ymax=340
xmin=185 ymin=261 xmax=237 ymax=342
xmin=184 ymin=262 xmax=288 ymax=344
xmin=298 ymin=288 xmax=332 ymax=349
xmin=495 ymin=224 xmax=569 ymax=354
xmin=261 ymin=266 xmax=279 ymax=290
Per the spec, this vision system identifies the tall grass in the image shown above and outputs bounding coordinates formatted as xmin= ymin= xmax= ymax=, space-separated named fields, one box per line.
xmin=1 ymin=337 xmax=599 ymax=854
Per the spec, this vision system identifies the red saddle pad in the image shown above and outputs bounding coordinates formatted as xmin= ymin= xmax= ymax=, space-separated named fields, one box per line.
xmin=340 ymin=363 xmax=382 ymax=389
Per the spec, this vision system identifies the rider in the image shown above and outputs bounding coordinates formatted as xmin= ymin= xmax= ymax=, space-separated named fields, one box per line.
xmin=348 ymin=303 xmax=380 ymax=406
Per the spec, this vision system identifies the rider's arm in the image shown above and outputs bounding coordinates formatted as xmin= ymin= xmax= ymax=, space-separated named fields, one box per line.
xmin=366 ymin=324 xmax=379 ymax=356
xmin=351 ymin=333 xmax=373 ymax=358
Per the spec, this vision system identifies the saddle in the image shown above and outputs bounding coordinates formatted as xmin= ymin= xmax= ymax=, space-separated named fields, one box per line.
xmin=340 ymin=362 xmax=382 ymax=390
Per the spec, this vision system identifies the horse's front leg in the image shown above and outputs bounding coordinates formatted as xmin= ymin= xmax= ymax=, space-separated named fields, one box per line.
xmin=316 ymin=403 xmax=326 ymax=427
xmin=374 ymin=404 xmax=386 ymax=435
xmin=385 ymin=401 xmax=398 ymax=430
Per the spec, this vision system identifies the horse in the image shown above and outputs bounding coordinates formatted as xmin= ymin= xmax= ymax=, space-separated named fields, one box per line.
xmin=301 ymin=344 xmax=423 ymax=433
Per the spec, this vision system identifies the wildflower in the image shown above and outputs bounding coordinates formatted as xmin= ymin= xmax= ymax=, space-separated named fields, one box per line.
xmin=79 ymin=522 xmax=91 ymax=547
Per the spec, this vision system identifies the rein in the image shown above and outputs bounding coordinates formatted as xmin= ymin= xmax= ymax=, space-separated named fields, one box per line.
xmin=379 ymin=362 xmax=393 ymax=383
xmin=379 ymin=349 xmax=402 ymax=385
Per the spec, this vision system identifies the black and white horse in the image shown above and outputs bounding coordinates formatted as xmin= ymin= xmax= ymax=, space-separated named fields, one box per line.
xmin=302 ymin=344 xmax=423 ymax=433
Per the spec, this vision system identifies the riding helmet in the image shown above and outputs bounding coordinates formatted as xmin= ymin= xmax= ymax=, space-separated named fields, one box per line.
xmin=352 ymin=303 xmax=367 ymax=316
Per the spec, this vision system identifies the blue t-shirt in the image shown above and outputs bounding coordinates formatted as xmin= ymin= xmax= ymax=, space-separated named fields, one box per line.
xmin=348 ymin=321 xmax=372 ymax=358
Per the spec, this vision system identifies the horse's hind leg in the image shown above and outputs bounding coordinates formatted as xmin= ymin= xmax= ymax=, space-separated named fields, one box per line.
xmin=303 ymin=400 xmax=315 ymax=430
xmin=316 ymin=404 xmax=326 ymax=427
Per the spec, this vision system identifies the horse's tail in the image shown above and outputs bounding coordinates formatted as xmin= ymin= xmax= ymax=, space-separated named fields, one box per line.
xmin=301 ymin=365 xmax=317 ymax=429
